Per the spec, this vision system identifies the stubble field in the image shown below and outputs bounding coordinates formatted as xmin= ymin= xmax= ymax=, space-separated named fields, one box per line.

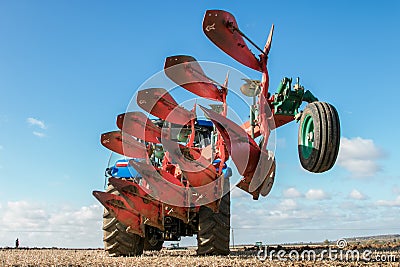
xmin=1 ymin=246 xmax=399 ymax=266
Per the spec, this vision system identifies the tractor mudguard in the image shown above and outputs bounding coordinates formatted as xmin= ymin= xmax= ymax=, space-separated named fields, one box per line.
xmin=101 ymin=131 xmax=148 ymax=158
xmin=203 ymin=10 xmax=261 ymax=71
xmin=164 ymin=55 xmax=223 ymax=102
xmin=117 ymin=111 xmax=161 ymax=143
xmin=109 ymin=159 xmax=140 ymax=178
xmin=137 ymin=88 xmax=195 ymax=125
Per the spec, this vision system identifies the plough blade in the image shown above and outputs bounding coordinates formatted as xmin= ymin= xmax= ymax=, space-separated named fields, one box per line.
xmin=129 ymin=160 xmax=188 ymax=206
xmin=164 ymin=55 xmax=223 ymax=102
xmin=259 ymin=158 xmax=276 ymax=197
xmin=163 ymin=205 xmax=189 ymax=222
xmin=100 ymin=131 xmax=148 ymax=158
xmin=108 ymin=177 xmax=150 ymax=199
xmin=117 ymin=189 xmax=164 ymax=231
xmin=137 ymin=88 xmax=195 ymax=125
xmin=129 ymin=160 xmax=183 ymax=187
xmin=241 ymin=114 xmax=292 ymax=135
xmin=199 ymin=105 xmax=260 ymax=177
xmin=110 ymin=176 xmax=189 ymax=222
xmin=241 ymin=120 xmax=261 ymax=138
xmin=236 ymin=152 xmax=276 ymax=200
xmin=161 ymin=139 xmax=220 ymax=212
xmin=199 ymin=106 xmax=276 ymax=199
xmin=249 ymin=151 xmax=275 ymax=193
xmin=263 ymin=24 xmax=274 ymax=56
xmin=116 ymin=111 xmax=161 ymax=143
xmin=162 ymin=138 xmax=217 ymax=187
xmin=92 ymin=191 xmax=144 ymax=236
xmin=203 ymin=10 xmax=261 ymax=71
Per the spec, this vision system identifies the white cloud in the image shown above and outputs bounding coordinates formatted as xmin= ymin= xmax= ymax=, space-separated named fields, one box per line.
xmin=3 ymin=201 xmax=48 ymax=229
xmin=27 ymin=117 xmax=47 ymax=129
xmin=376 ymin=196 xmax=400 ymax=207
xmin=337 ymin=137 xmax=384 ymax=177
xmin=305 ymin=189 xmax=329 ymax=200
xmin=231 ymin=187 xmax=248 ymax=199
xmin=349 ymin=189 xmax=366 ymax=200
xmin=0 ymin=201 xmax=103 ymax=248
xmin=279 ymin=199 xmax=298 ymax=210
xmin=27 ymin=118 xmax=48 ymax=137
xmin=393 ymin=186 xmax=400 ymax=195
xmin=283 ymin=187 xmax=302 ymax=198
xmin=33 ymin=131 xmax=46 ymax=138
xmin=229 ymin=185 xmax=399 ymax=245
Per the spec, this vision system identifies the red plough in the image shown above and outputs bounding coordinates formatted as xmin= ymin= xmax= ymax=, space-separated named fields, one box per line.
xmin=117 ymin=111 xmax=161 ymax=143
xmin=101 ymin=131 xmax=148 ymax=159
xmin=137 ymin=88 xmax=195 ymax=125
xmin=94 ymin=9 xmax=340 ymax=257
xmin=92 ymin=191 xmax=144 ymax=237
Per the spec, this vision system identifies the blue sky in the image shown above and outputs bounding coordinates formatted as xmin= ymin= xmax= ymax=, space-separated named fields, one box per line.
xmin=0 ymin=0 xmax=399 ymax=248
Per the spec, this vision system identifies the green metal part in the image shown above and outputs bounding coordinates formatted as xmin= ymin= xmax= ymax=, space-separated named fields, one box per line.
xmin=300 ymin=114 xmax=314 ymax=159
xmin=272 ymin=77 xmax=318 ymax=116
xmin=177 ymin=129 xmax=191 ymax=142
xmin=250 ymin=95 xmax=258 ymax=138
xmin=302 ymin=90 xmax=319 ymax=103
xmin=154 ymin=144 xmax=165 ymax=159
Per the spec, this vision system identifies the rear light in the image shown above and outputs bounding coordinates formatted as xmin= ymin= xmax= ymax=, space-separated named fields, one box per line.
xmin=116 ymin=162 xmax=129 ymax=167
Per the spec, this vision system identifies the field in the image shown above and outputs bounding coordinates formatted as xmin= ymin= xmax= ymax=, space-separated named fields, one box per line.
xmin=1 ymin=246 xmax=399 ymax=267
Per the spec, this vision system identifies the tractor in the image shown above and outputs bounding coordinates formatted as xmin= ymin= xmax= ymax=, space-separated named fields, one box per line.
xmin=93 ymin=10 xmax=340 ymax=256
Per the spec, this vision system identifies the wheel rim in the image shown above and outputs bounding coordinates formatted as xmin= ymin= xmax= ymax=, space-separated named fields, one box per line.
xmin=301 ymin=114 xmax=314 ymax=159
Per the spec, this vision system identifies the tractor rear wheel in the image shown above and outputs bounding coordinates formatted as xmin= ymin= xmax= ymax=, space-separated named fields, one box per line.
xmin=197 ymin=181 xmax=230 ymax=255
xmin=103 ymin=184 xmax=144 ymax=256
xmin=298 ymin=102 xmax=340 ymax=173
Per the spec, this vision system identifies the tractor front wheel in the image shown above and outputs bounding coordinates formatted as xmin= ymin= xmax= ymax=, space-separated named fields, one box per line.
xmin=298 ymin=101 xmax=340 ymax=173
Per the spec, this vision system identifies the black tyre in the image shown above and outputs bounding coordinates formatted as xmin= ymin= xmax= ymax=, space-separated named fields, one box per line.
xmin=298 ymin=101 xmax=340 ymax=173
xmin=143 ymin=225 xmax=164 ymax=251
xmin=197 ymin=180 xmax=230 ymax=255
xmin=103 ymin=184 xmax=144 ymax=256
